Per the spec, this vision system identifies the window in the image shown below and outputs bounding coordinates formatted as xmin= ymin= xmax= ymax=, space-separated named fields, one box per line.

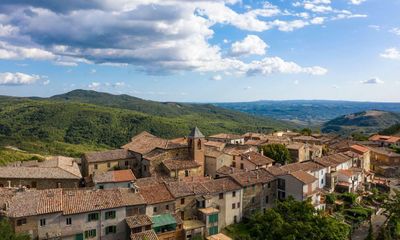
xmin=94 ymin=164 xmax=98 ymax=170
xmin=232 ymin=161 xmax=236 ymax=168
xmin=251 ymin=197 xmax=255 ymax=203
xmin=237 ymin=202 xmax=240 ymax=208
xmin=185 ymin=170 xmax=189 ymax=177
xmin=39 ymin=218 xmax=46 ymax=227
xmin=16 ymin=218 xmax=27 ymax=226
xmin=181 ymin=198 xmax=185 ymax=204
xmin=209 ymin=226 xmax=218 ymax=235
xmin=209 ymin=214 xmax=218 ymax=223
xmin=234 ymin=215 xmax=237 ymax=223
xmin=268 ymin=182 xmax=271 ymax=188
xmin=99 ymin=185 xmax=104 ymax=189
xmin=240 ymin=163 xmax=244 ymax=169
xmin=232 ymin=191 xmax=236 ymax=197
xmin=321 ymin=179 xmax=324 ymax=185
xmin=107 ymin=162 xmax=111 ymax=168
xmin=219 ymin=193 xmax=224 ymax=199
xmin=66 ymin=217 xmax=72 ymax=225
xmin=125 ymin=161 xmax=129 ymax=166
xmin=88 ymin=213 xmax=99 ymax=222
xmin=84 ymin=229 xmax=96 ymax=238
xmin=197 ymin=140 xmax=202 ymax=150
xmin=153 ymin=207 xmax=158 ymax=213
xmin=166 ymin=204 xmax=169 ymax=210
xmin=232 ymin=203 xmax=235 ymax=209
xmin=266 ymin=196 xmax=269 ymax=204
xmin=105 ymin=225 xmax=117 ymax=235
xmin=105 ymin=211 xmax=116 ymax=220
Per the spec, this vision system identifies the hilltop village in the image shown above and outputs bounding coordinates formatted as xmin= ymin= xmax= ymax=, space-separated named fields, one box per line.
xmin=1 ymin=127 xmax=400 ymax=240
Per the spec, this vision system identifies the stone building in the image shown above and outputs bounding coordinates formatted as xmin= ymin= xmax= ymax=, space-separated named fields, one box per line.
xmin=228 ymin=168 xmax=275 ymax=217
xmin=3 ymin=188 xmax=146 ymax=240
xmin=92 ymin=169 xmax=136 ymax=189
xmin=0 ymin=156 xmax=81 ymax=189
xmin=208 ymin=133 xmax=245 ymax=145
xmin=82 ymin=149 xmax=137 ymax=177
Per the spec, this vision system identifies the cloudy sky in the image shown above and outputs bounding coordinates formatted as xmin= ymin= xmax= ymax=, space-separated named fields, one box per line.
xmin=0 ymin=0 xmax=399 ymax=102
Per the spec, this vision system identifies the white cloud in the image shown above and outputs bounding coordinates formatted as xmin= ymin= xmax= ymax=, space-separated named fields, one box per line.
xmin=0 ymin=72 xmax=42 ymax=85
xmin=90 ymin=69 xmax=97 ymax=74
xmin=243 ymin=86 xmax=252 ymax=90
xmin=211 ymin=75 xmax=223 ymax=81
xmin=88 ymin=82 xmax=101 ymax=89
xmin=368 ymin=25 xmax=380 ymax=31
xmin=0 ymin=41 xmax=54 ymax=60
xmin=113 ymin=82 xmax=125 ymax=87
xmin=349 ymin=0 xmax=366 ymax=5
xmin=231 ymin=35 xmax=268 ymax=56
xmin=390 ymin=28 xmax=400 ymax=36
xmin=380 ymin=48 xmax=400 ymax=60
xmin=0 ymin=0 xmax=338 ymax=77
xmin=361 ymin=78 xmax=384 ymax=84
xmin=310 ymin=17 xmax=324 ymax=25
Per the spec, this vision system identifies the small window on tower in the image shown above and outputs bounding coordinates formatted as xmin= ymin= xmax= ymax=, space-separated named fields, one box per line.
xmin=197 ymin=140 xmax=202 ymax=150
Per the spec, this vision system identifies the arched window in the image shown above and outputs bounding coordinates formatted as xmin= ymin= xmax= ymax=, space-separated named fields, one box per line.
xmin=197 ymin=139 xmax=202 ymax=150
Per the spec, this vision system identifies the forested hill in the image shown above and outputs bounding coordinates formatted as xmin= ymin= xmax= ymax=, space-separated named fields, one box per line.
xmin=0 ymin=90 xmax=294 ymax=157
xmin=321 ymin=110 xmax=400 ymax=135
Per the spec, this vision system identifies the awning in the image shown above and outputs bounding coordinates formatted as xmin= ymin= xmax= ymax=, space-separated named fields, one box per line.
xmin=152 ymin=213 xmax=177 ymax=228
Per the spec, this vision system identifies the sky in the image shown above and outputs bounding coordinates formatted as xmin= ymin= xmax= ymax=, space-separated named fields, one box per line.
xmin=0 ymin=0 xmax=399 ymax=102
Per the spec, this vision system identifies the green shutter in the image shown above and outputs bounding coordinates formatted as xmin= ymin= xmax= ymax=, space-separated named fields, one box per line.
xmin=209 ymin=214 xmax=218 ymax=223
xmin=209 ymin=226 xmax=218 ymax=235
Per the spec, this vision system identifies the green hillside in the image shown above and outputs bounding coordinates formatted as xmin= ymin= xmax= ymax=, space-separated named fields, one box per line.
xmin=379 ymin=123 xmax=400 ymax=136
xmin=322 ymin=110 xmax=400 ymax=135
xmin=0 ymin=90 xmax=294 ymax=158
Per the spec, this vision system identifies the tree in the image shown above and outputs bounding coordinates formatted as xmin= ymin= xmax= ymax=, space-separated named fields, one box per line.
xmin=300 ymin=128 xmax=312 ymax=136
xmin=245 ymin=197 xmax=350 ymax=240
xmin=260 ymin=144 xmax=292 ymax=165
xmin=0 ymin=219 xmax=30 ymax=240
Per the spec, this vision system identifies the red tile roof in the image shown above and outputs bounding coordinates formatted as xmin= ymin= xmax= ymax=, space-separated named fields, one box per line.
xmin=350 ymin=144 xmax=369 ymax=154
xmin=289 ymin=170 xmax=317 ymax=184
xmin=93 ymin=169 xmax=136 ymax=184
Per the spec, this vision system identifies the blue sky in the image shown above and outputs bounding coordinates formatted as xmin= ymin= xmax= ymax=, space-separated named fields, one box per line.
xmin=0 ymin=0 xmax=399 ymax=102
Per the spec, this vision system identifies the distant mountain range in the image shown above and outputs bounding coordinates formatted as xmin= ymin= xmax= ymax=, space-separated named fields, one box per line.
xmin=0 ymin=90 xmax=293 ymax=157
xmin=322 ymin=110 xmax=400 ymax=135
xmin=214 ymin=100 xmax=400 ymax=126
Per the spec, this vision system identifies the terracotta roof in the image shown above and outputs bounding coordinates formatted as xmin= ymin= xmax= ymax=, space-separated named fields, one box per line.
xmin=125 ymin=215 xmax=152 ymax=228
xmin=0 ymin=166 xmax=81 ymax=180
xmin=241 ymin=151 xmax=274 ymax=166
xmin=207 ymin=233 xmax=233 ymax=240
xmin=200 ymin=177 xmax=241 ymax=194
xmin=131 ymin=230 xmax=159 ymax=240
xmin=369 ymin=135 xmax=400 ymax=143
xmin=229 ymin=169 xmax=274 ymax=187
xmin=369 ymin=147 xmax=400 ymax=157
xmin=205 ymin=141 xmax=226 ymax=149
xmin=281 ymin=161 xmax=325 ymax=173
xmin=165 ymin=181 xmax=196 ymax=198
xmin=122 ymin=131 xmax=182 ymax=155
xmin=223 ymin=145 xmax=255 ymax=155
xmin=62 ymin=188 xmax=144 ymax=215
xmin=350 ymin=144 xmax=369 ymax=154
xmin=338 ymin=169 xmax=353 ymax=178
xmin=205 ymin=149 xmax=224 ymax=158
xmin=265 ymin=166 xmax=287 ymax=176
xmin=288 ymin=170 xmax=317 ymax=184
xmin=7 ymin=189 xmax=63 ymax=218
xmin=5 ymin=188 xmax=144 ymax=217
xmin=136 ymin=182 xmax=174 ymax=204
xmin=244 ymin=139 xmax=268 ymax=146
xmin=216 ymin=166 xmax=244 ymax=176
xmin=84 ymin=149 xmax=133 ymax=163
xmin=293 ymin=136 xmax=319 ymax=142
xmin=286 ymin=142 xmax=305 ymax=150
xmin=314 ymin=152 xmax=354 ymax=167
xmin=162 ymin=159 xmax=200 ymax=171
xmin=93 ymin=169 xmax=136 ymax=184
xmin=209 ymin=133 xmax=242 ymax=139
